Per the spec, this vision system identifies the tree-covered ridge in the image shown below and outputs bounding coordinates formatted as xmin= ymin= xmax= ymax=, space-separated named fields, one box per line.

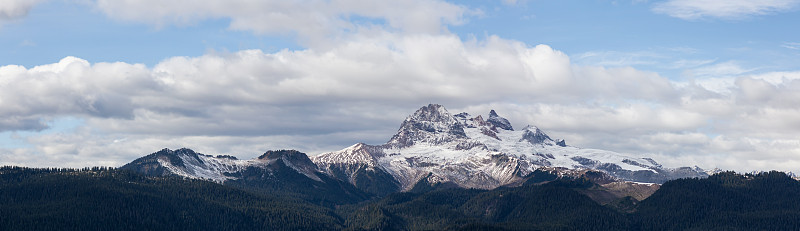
xmin=2 ymin=166 xmax=799 ymax=230
xmin=339 ymin=179 xmax=630 ymax=231
xmin=634 ymin=171 xmax=800 ymax=230
xmin=0 ymin=166 xmax=341 ymax=231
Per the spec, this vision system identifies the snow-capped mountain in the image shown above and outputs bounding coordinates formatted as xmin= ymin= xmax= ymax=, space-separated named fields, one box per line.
xmin=121 ymin=148 xmax=321 ymax=182
xmin=122 ymin=104 xmax=707 ymax=198
xmin=121 ymin=148 xmax=370 ymax=204
xmin=312 ymin=104 xmax=707 ymax=193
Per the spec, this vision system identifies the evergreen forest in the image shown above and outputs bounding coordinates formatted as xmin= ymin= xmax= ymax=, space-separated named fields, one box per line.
xmin=2 ymin=166 xmax=799 ymax=230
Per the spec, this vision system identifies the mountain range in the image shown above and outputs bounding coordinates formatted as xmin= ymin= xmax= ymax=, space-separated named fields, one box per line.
xmin=7 ymin=104 xmax=800 ymax=230
xmin=122 ymin=104 xmax=707 ymax=198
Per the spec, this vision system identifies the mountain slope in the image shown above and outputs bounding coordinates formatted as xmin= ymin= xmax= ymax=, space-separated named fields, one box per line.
xmin=313 ymin=104 xmax=707 ymax=194
xmin=120 ymin=104 xmax=706 ymax=200
xmin=121 ymin=149 xmax=370 ymax=204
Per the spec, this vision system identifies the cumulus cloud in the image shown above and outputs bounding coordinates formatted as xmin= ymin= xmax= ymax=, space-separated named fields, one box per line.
xmin=0 ymin=0 xmax=43 ymax=21
xmin=2 ymin=30 xmax=800 ymax=173
xmin=0 ymin=33 xmax=686 ymax=165
xmin=0 ymin=57 xmax=152 ymax=129
xmin=92 ymin=0 xmax=475 ymax=47
xmin=653 ymin=0 xmax=800 ymax=20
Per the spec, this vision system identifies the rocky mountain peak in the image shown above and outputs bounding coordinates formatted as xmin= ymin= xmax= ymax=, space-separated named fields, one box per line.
xmin=120 ymin=148 xmax=211 ymax=179
xmin=404 ymin=104 xmax=460 ymax=126
xmin=487 ymin=110 xmax=514 ymax=131
xmin=259 ymin=149 xmax=315 ymax=166
xmin=387 ymin=104 xmax=467 ymax=148
xmin=520 ymin=126 xmax=554 ymax=145
xmin=259 ymin=150 xmax=321 ymax=181
xmin=174 ymin=148 xmax=197 ymax=155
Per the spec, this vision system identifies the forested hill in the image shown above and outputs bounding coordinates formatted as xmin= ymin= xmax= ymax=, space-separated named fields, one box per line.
xmin=634 ymin=171 xmax=800 ymax=230
xmin=2 ymin=166 xmax=799 ymax=230
xmin=0 ymin=166 xmax=341 ymax=231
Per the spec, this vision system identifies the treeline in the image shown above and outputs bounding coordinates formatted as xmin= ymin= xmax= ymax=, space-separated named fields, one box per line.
xmin=2 ymin=167 xmax=799 ymax=230
xmin=634 ymin=171 xmax=800 ymax=230
xmin=0 ymin=167 xmax=341 ymax=231
xmin=338 ymin=171 xmax=800 ymax=230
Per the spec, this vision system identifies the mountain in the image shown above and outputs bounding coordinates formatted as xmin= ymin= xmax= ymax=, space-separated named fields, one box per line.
xmin=121 ymin=148 xmax=369 ymax=205
xmin=6 ymin=105 xmax=797 ymax=230
xmin=121 ymin=104 xmax=705 ymax=199
xmin=313 ymin=104 xmax=707 ymax=195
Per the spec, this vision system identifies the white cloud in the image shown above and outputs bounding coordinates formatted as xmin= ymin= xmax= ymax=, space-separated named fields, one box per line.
xmin=0 ymin=0 xmax=43 ymax=21
xmin=0 ymin=33 xmax=687 ymax=166
xmin=92 ymin=0 xmax=476 ymax=47
xmin=1 ymin=30 xmax=800 ymax=174
xmin=653 ymin=0 xmax=800 ymax=20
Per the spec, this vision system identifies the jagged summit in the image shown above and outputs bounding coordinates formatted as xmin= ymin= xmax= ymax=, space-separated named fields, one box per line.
xmin=122 ymin=104 xmax=709 ymax=198
xmin=387 ymin=104 xmax=467 ymax=148
xmin=313 ymin=143 xmax=382 ymax=168
xmin=314 ymin=104 xmax=708 ymax=191
xmin=487 ymin=109 xmax=514 ymax=131
xmin=520 ymin=125 xmax=555 ymax=145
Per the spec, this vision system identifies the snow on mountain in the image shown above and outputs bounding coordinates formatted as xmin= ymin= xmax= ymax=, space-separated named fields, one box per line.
xmin=122 ymin=104 xmax=708 ymax=196
xmin=122 ymin=148 xmax=322 ymax=182
xmin=312 ymin=104 xmax=708 ymax=191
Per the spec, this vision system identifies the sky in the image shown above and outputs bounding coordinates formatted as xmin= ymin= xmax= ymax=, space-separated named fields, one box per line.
xmin=1 ymin=0 xmax=800 ymax=173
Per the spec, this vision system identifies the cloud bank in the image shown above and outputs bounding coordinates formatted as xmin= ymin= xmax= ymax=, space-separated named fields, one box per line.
xmin=2 ymin=0 xmax=800 ymax=175
xmin=2 ymin=31 xmax=800 ymax=173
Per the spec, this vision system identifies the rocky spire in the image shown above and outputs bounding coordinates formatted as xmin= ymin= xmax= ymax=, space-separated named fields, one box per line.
xmin=487 ymin=109 xmax=514 ymax=131
xmin=520 ymin=126 xmax=553 ymax=145
xmin=386 ymin=104 xmax=467 ymax=148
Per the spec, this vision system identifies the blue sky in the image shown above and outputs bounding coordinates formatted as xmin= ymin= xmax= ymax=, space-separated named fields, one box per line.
xmin=1 ymin=0 xmax=800 ymax=172
xmin=4 ymin=0 xmax=799 ymax=76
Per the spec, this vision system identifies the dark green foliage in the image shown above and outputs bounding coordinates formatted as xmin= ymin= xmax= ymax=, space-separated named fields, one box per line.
xmin=340 ymin=180 xmax=628 ymax=231
xmin=323 ymin=164 xmax=401 ymax=197
xmin=522 ymin=169 xmax=560 ymax=185
xmin=634 ymin=171 xmax=800 ymax=230
xmin=0 ymin=166 xmax=341 ymax=231
xmin=224 ymin=161 xmax=370 ymax=206
xmin=460 ymin=181 xmax=630 ymax=231
xmin=4 ymin=166 xmax=800 ymax=231
xmin=407 ymin=173 xmax=460 ymax=194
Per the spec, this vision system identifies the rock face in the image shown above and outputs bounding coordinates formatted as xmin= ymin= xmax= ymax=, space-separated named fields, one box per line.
xmin=487 ymin=109 xmax=514 ymax=131
xmin=386 ymin=104 xmax=468 ymax=148
xmin=312 ymin=104 xmax=708 ymax=193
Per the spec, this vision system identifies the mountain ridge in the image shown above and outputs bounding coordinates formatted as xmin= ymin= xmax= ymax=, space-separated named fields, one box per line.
xmin=122 ymin=104 xmax=708 ymax=198
xmin=313 ymin=104 xmax=708 ymax=193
